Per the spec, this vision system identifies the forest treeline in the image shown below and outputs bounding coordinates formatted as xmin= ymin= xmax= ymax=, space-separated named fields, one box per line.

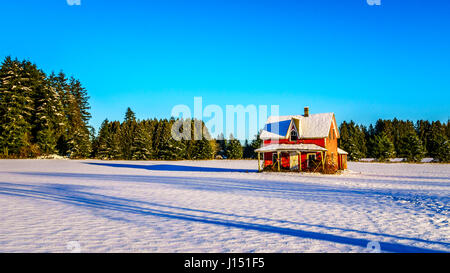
xmin=0 ymin=57 xmax=261 ymax=160
xmin=0 ymin=56 xmax=91 ymax=158
xmin=339 ymin=119 xmax=450 ymax=162
xmin=0 ymin=57 xmax=449 ymax=162
xmin=92 ymin=108 xmax=261 ymax=160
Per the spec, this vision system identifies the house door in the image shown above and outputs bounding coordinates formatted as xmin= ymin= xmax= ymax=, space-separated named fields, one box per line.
xmin=307 ymin=154 xmax=316 ymax=168
xmin=272 ymin=153 xmax=278 ymax=166
xmin=289 ymin=152 xmax=299 ymax=170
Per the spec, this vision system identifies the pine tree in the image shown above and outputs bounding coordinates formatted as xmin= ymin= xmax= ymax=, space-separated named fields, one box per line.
xmin=96 ymin=119 xmax=111 ymax=159
xmin=243 ymin=139 xmax=253 ymax=159
xmin=65 ymin=77 xmax=92 ymax=158
xmin=192 ymin=137 xmax=213 ymax=160
xmin=415 ymin=120 xmax=431 ymax=156
xmin=0 ymin=57 xmax=34 ymax=156
xmin=33 ymin=71 xmax=65 ymax=155
xmin=398 ymin=131 xmax=425 ymax=162
xmin=215 ymin=133 xmax=227 ymax=158
xmin=107 ymin=121 xmax=123 ymax=159
xmin=226 ymin=134 xmax=243 ymax=159
xmin=426 ymin=121 xmax=447 ymax=159
xmin=120 ymin=108 xmax=137 ymax=160
xmin=365 ymin=124 xmax=376 ymax=158
xmin=434 ymin=137 xmax=450 ymax=163
xmin=48 ymin=72 xmax=70 ymax=155
xmin=132 ymin=122 xmax=153 ymax=160
xmin=249 ymin=131 xmax=263 ymax=159
xmin=338 ymin=121 xmax=365 ymax=161
xmin=158 ymin=119 xmax=186 ymax=160
xmin=124 ymin=107 xmax=136 ymax=123
xmin=69 ymin=127 xmax=92 ymax=158
xmin=372 ymin=133 xmax=395 ymax=161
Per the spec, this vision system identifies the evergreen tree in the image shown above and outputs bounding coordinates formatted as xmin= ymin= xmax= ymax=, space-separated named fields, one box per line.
xmin=364 ymin=124 xmax=376 ymax=158
xmin=426 ymin=121 xmax=447 ymax=159
xmin=131 ymin=122 xmax=153 ymax=160
xmin=226 ymin=134 xmax=243 ymax=159
xmin=0 ymin=57 xmax=34 ymax=156
xmin=69 ymin=127 xmax=92 ymax=158
xmin=416 ymin=120 xmax=431 ymax=156
xmin=95 ymin=119 xmax=110 ymax=159
xmin=158 ymin=119 xmax=186 ymax=160
xmin=65 ymin=78 xmax=92 ymax=158
xmin=398 ymin=131 xmax=425 ymax=162
xmin=371 ymin=133 xmax=395 ymax=161
xmin=338 ymin=121 xmax=366 ymax=160
xmin=243 ymin=139 xmax=253 ymax=159
xmin=216 ymin=133 xmax=227 ymax=158
xmin=48 ymin=71 xmax=70 ymax=155
xmin=249 ymin=131 xmax=263 ymax=159
xmin=107 ymin=121 xmax=123 ymax=159
xmin=120 ymin=108 xmax=137 ymax=160
xmin=124 ymin=107 xmax=136 ymax=123
xmin=192 ymin=137 xmax=213 ymax=160
xmin=434 ymin=137 xmax=450 ymax=163
xmin=33 ymin=71 xmax=65 ymax=155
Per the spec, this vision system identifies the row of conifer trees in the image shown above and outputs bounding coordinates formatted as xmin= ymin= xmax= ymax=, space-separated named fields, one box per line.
xmin=1 ymin=56 xmax=448 ymax=162
xmin=0 ymin=56 xmax=91 ymax=158
xmin=339 ymin=119 xmax=450 ymax=162
xmin=0 ymin=56 xmax=259 ymax=160
xmin=92 ymin=107 xmax=262 ymax=160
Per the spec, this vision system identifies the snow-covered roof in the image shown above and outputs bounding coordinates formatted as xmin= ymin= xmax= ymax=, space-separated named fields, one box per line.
xmin=260 ymin=113 xmax=337 ymax=140
xmin=255 ymin=143 xmax=327 ymax=153
xmin=337 ymin=148 xmax=348 ymax=155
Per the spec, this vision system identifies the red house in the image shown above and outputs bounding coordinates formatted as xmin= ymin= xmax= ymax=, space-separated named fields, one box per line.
xmin=255 ymin=107 xmax=348 ymax=172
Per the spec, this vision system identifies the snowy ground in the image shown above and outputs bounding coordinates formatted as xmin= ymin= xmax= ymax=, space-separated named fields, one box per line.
xmin=0 ymin=159 xmax=448 ymax=253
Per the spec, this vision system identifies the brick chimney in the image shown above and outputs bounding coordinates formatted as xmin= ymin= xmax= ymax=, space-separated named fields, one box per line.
xmin=304 ymin=107 xmax=309 ymax=117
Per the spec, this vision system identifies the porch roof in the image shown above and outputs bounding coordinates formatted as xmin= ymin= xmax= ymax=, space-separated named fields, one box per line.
xmin=255 ymin=143 xmax=327 ymax=153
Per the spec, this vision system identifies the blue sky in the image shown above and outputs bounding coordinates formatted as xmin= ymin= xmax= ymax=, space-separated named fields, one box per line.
xmin=1 ymin=0 xmax=449 ymax=137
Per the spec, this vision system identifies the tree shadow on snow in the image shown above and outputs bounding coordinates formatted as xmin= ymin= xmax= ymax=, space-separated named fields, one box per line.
xmin=10 ymin=171 xmax=450 ymax=217
xmin=0 ymin=181 xmax=448 ymax=253
xmin=85 ymin=162 xmax=257 ymax=173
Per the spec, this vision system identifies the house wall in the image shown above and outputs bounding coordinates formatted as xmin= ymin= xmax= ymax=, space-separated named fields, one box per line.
xmin=263 ymin=151 xmax=325 ymax=170
xmin=264 ymin=138 xmax=325 ymax=146
xmin=338 ymin=154 xmax=347 ymax=170
xmin=262 ymin=114 xmax=341 ymax=171
xmin=324 ymin=121 xmax=339 ymax=166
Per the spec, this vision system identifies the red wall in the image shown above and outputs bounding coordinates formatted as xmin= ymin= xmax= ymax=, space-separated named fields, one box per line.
xmin=264 ymin=138 xmax=325 ymax=146
xmin=263 ymin=150 xmax=324 ymax=169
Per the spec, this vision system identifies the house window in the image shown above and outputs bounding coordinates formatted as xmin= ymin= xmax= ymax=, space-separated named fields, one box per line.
xmin=290 ymin=129 xmax=298 ymax=142
xmin=272 ymin=153 xmax=278 ymax=165
xmin=307 ymin=154 xmax=316 ymax=168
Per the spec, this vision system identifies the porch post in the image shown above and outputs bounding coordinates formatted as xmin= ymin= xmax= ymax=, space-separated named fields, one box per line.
xmin=277 ymin=151 xmax=280 ymax=172
xmin=257 ymin=152 xmax=261 ymax=172
xmin=321 ymin=151 xmax=325 ymax=170
xmin=298 ymin=152 xmax=302 ymax=172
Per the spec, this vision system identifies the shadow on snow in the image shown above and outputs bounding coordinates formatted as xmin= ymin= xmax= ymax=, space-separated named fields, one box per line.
xmin=86 ymin=162 xmax=257 ymax=173
xmin=0 ymin=181 xmax=448 ymax=253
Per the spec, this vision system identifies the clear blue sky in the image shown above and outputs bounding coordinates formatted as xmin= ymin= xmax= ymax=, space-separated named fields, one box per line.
xmin=1 ymin=0 xmax=449 ymax=136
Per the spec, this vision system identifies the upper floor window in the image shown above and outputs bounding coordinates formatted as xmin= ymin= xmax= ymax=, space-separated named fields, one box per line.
xmin=290 ymin=129 xmax=298 ymax=142
xmin=329 ymin=128 xmax=336 ymax=140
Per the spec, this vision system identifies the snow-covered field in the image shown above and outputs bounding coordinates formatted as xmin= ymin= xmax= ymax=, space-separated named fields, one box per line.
xmin=0 ymin=159 xmax=448 ymax=253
